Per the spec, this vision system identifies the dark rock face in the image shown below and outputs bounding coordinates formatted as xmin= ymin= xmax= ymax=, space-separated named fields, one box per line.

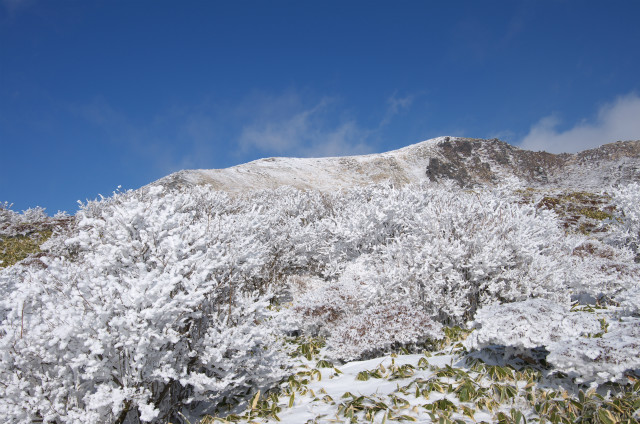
xmin=426 ymin=158 xmax=469 ymax=185
xmin=426 ymin=139 xmax=496 ymax=186
xmin=424 ymin=138 xmax=640 ymax=189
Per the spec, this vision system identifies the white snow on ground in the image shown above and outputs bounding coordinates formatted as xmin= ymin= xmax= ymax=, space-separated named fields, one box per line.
xmin=158 ymin=137 xmax=446 ymax=192
xmin=213 ymin=350 xmax=496 ymax=424
xmin=275 ymin=354 xmax=458 ymax=424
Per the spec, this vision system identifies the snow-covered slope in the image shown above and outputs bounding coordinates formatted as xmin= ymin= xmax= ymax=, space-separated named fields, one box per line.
xmin=153 ymin=136 xmax=640 ymax=192
xmin=155 ymin=137 xmax=445 ymax=192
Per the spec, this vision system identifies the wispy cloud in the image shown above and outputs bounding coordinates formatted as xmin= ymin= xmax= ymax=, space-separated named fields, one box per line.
xmin=237 ymin=90 xmax=420 ymax=158
xmin=70 ymin=89 xmax=417 ymax=178
xmin=237 ymin=92 xmax=377 ymax=158
xmin=519 ymin=93 xmax=640 ymax=153
xmin=379 ymin=92 xmax=414 ymax=128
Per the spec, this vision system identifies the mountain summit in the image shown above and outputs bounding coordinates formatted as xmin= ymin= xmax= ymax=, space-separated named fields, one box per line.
xmin=155 ymin=137 xmax=640 ymax=192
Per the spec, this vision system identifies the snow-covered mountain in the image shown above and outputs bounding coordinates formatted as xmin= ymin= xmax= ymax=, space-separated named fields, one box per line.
xmin=154 ymin=137 xmax=640 ymax=192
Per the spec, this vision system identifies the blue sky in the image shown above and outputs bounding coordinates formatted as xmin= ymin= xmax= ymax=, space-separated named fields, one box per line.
xmin=2 ymin=1 xmax=640 ymax=214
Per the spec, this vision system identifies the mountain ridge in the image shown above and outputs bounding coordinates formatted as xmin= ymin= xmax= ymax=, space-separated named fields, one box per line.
xmin=153 ymin=137 xmax=640 ymax=192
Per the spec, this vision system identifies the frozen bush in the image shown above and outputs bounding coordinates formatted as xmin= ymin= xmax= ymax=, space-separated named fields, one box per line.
xmin=618 ymin=286 xmax=640 ymax=316
xmin=326 ymin=302 xmax=443 ymax=361
xmin=283 ymin=263 xmax=443 ymax=361
xmin=547 ymin=317 xmax=640 ymax=385
xmin=466 ymin=299 xmax=640 ymax=385
xmin=304 ymin=186 xmax=588 ymax=324
xmin=0 ymin=203 xmax=71 ymax=241
xmin=0 ymin=186 xmax=290 ymax=423
xmin=465 ymin=299 xmax=601 ymax=352
xmin=609 ymin=182 xmax=640 ymax=259
xmin=287 ymin=275 xmax=365 ymax=337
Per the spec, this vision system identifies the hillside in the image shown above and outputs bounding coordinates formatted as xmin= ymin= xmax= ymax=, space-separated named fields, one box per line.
xmin=1 ymin=138 xmax=639 ymax=424
xmin=154 ymin=137 xmax=640 ymax=192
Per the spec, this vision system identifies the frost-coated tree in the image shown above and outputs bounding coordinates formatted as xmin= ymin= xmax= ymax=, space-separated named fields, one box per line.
xmin=2 ymin=182 xmax=640 ymax=423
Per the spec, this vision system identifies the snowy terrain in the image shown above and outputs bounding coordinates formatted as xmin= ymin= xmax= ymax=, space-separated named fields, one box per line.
xmin=154 ymin=136 xmax=640 ymax=192
xmin=154 ymin=137 xmax=445 ymax=192
xmin=1 ymin=138 xmax=639 ymax=423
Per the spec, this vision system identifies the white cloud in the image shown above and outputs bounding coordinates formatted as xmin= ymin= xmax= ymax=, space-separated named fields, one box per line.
xmin=237 ymin=94 xmax=376 ymax=158
xmin=519 ymin=93 xmax=640 ymax=153
xmin=379 ymin=92 xmax=414 ymax=127
xmin=72 ymin=89 xmax=416 ymax=176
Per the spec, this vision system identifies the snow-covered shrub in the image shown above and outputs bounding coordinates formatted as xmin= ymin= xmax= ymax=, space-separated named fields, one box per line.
xmin=618 ymin=286 xmax=640 ymax=316
xmin=466 ymin=299 xmax=640 ymax=385
xmin=610 ymin=183 xmax=640 ymax=260
xmin=0 ymin=186 xmax=290 ymax=423
xmin=327 ymin=302 xmax=443 ymax=361
xmin=314 ymin=186 xmax=584 ymax=323
xmin=0 ymin=203 xmax=48 ymax=237
xmin=547 ymin=317 xmax=640 ymax=385
xmin=0 ymin=202 xmax=70 ymax=238
xmin=465 ymin=299 xmax=601 ymax=352
xmin=0 ymin=203 xmax=71 ymax=268
xmin=287 ymin=275 xmax=365 ymax=336
xmin=284 ymin=262 xmax=443 ymax=361
xmin=568 ymin=237 xmax=640 ymax=306
xmin=280 ymin=184 xmax=638 ymax=362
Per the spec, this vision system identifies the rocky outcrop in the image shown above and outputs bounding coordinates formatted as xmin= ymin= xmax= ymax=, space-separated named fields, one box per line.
xmin=422 ymin=137 xmax=640 ymax=189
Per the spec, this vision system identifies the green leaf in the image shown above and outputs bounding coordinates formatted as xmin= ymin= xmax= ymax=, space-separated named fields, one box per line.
xmin=288 ymin=393 xmax=295 ymax=408
xmin=461 ymin=405 xmax=475 ymax=418
xmin=510 ymin=408 xmax=525 ymax=424
xmin=597 ymin=409 xmax=616 ymax=424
